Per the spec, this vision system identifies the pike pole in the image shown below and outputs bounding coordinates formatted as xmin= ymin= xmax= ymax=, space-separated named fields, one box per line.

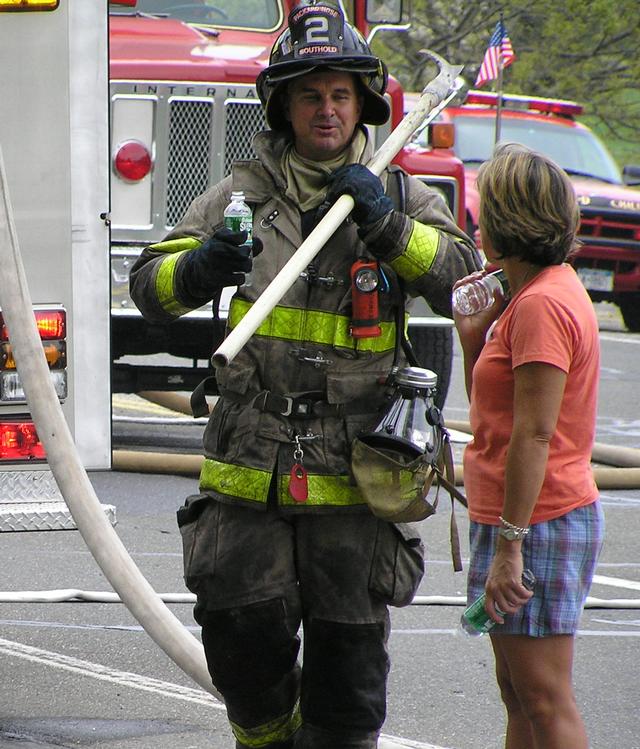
xmin=212 ymin=50 xmax=463 ymax=368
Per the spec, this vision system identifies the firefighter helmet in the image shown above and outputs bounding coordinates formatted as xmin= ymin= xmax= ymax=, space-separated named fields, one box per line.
xmin=256 ymin=1 xmax=389 ymax=130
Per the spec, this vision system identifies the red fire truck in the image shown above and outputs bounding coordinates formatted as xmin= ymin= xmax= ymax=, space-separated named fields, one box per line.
xmin=108 ymin=0 xmax=468 ymax=405
xmin=432 ymin=90 xmax=640 ymax=331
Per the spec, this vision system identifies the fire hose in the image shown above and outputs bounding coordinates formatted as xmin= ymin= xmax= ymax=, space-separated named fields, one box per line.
xmin=124 ymin=392 xmax=640 ymax=490
xmin=0 ymin=147 xmax=219 ymax=699
xmin=0 ymin=50 xmax=465 ymax=697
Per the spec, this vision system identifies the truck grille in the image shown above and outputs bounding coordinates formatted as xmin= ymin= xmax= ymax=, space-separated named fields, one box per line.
xmin=573 ymin=206 xmax=640 ymax=277
xmin=167 ymin=100 xmax=213 ymax=226
xmin=224 ymin=100 xmax=269 ymax=175
xmin=579 ymin=212 xmax=640 ymax=243
xmin=110 ymin=81 xmax=267 ymax=239
xmin=167 ymin=97 xmax=267 ymax=227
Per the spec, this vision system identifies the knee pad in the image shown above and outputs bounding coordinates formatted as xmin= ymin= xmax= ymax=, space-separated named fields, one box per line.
xmin=302 ymin=619 xmax=389 ymax=732
xmin=200 ymin=598 xmax=301 ymax=693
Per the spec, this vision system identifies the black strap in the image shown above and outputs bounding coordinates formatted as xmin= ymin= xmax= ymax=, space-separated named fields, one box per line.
xmin=190 ymin=375 xmax=218 ymax=418
xmin=222 ymin=388 xmax=377 ymax=419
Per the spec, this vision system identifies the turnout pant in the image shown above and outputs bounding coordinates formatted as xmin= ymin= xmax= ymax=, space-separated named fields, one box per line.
xmin=179 ymin=492 xmax=423 ymax=749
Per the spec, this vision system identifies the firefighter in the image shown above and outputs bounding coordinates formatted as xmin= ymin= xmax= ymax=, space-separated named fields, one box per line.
xmin=130 ymin=2 xmax=480 ymax=746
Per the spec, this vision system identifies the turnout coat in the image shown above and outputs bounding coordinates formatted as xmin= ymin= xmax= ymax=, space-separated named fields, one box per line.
xmin=130 ymin=129 xmax=480 ymax=512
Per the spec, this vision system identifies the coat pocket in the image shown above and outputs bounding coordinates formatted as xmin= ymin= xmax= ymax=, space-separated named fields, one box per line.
xmin=368 ymin=521 xmax=425 ymax=607
xmin=176 ymin=494 xmax=221 ymax=594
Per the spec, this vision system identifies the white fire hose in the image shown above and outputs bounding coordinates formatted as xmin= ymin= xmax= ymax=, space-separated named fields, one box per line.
xmin=0 ymin=147 xmax=219 ymax=699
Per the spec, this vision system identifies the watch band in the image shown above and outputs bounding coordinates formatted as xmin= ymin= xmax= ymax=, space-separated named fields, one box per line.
xmin=499 ymin=516 xmax=530 ymax=540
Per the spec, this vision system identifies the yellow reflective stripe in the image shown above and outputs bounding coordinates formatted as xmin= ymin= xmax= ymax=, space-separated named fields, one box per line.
xmin=200 ymin=459 xmax=272 ymax=502
xmin=230 ymin=701 xmax=302 ymax=748
xmin=154 ymin=250 xmax=192 ymax=316
xmin=228 ymin=298 xmax=396 ymax=353
xmin=389 ymin=221 xmax=440 ymax=282
xmin=199 ymin=459 xmax=366 ymax=508
xmin=279 ymin=472 xmax=365 ymax=507
xmin=149 ymin=237 xmax=201 ymax=253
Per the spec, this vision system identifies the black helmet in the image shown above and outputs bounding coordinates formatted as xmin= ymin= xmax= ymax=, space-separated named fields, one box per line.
xmin=256 ymin=1 xmax=389 ymax=130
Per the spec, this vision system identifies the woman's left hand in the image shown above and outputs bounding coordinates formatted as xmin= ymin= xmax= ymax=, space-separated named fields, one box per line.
xmin=483 ymin=548 xmax=533 ymax=624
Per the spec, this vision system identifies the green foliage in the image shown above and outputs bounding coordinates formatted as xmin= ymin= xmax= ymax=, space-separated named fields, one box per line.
xmin=371 ymin=0 xmax=640 ymax=166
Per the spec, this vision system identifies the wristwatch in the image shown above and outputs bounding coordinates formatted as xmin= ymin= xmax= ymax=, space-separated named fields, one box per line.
xmin=498 ymin=516 xmax=530 ymax=542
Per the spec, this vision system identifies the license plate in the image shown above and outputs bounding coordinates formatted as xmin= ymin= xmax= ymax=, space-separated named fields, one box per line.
xmin=577 ymin=267 xmax=614 ymax=292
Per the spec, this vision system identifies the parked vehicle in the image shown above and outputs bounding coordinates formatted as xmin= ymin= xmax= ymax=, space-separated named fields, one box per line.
xmin=428 ymin=90 xmax=640 ymax=331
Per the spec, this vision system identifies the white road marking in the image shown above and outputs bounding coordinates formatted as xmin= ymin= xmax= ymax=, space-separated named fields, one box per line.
xmin=0 ymin=637 xmax=454 ymax=748
xmin=600 ymin=333 xmax=640 ymax=345
xmin=379 ymin=737 xmax=452 ymax=749
xmin=592 ymin=574 xmax=640 ymax=591
xmin=0 ymin=637 xmax=223 ymax=709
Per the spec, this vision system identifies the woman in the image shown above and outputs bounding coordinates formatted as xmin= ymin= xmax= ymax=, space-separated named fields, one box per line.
xmin=454 ymin=143 xmax=604 ymax=749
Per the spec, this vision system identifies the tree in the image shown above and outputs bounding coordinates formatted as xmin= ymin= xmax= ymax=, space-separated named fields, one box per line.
xmin=371 ymin=0 xmax=640 ymax=164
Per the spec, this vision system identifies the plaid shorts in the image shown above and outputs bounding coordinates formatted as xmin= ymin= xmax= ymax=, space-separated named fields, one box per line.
xmin=467 ymin=501 xmax=605 ymax=637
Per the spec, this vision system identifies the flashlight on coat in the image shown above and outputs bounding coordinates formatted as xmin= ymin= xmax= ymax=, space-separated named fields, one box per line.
xmin=350 ymin=259 xmax=382 ymax=339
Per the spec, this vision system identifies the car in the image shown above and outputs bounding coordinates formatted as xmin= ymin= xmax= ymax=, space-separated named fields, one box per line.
xmin=417 ymin=90 xmax=640 ymax=331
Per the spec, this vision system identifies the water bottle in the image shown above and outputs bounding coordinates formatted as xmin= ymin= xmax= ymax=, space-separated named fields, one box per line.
xmin=223 ymin=191 xmax=253 ymax=287
xmin=460 ymin=569 xmax=536 ymax=637
xmin=452 ymin=270 xmax=509 ymax=316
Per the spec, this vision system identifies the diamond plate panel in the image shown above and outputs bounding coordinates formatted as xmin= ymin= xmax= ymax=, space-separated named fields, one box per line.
xmin=0 ymin=470 xmax=62 ymax=503
xmin=0 ymin=471 xmax=116 ymax=532
xmin=0 ymin=502 xmax=116 ymax=532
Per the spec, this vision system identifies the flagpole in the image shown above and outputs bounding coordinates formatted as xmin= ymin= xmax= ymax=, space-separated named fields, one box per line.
xmin=494 ymin=14 xmax=505 ymax=145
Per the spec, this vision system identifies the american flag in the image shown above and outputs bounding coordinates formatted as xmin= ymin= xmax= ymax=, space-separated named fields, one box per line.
xmin=474 ymin=20 xmax=516 ymax=88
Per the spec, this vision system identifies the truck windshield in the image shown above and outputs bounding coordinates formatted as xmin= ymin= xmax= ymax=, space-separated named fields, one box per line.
xmin=451 ymin=115 xmax=623 ymax=185
xmin=109 ymin=0 xmax=283 ymax=31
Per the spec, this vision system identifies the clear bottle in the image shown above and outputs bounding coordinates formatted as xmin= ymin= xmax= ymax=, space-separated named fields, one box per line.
xmin=223 ymin=191 xmax=253 ymax=287
xmin=452 ymin=269 xmax=509 ymax=316
xmin=460 ymin=569 xmax=536 ymax=637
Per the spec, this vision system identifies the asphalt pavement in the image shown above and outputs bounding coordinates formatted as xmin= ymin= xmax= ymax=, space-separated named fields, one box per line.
xmin=1 ymin=303 xmax=639 ymax=749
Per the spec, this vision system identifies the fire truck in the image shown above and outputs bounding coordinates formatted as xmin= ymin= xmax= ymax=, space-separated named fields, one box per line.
xmin=108 ymin=0 xmax=468 ymax=406
xmin=433 ymin=90 xmax=640 ymax=331
xmin=0 ymin=1 xmax=111 ymax=527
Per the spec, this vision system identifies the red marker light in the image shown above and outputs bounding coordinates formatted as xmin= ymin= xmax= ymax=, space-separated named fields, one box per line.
xmin=113 ymin=140 xmax=152 ymax=182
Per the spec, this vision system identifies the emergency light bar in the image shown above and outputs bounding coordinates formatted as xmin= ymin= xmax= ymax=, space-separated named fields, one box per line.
xmin=465 ymin=90 xmax=584 ymax=118
xmin=0 ymin=0 xmax=59 ymax=10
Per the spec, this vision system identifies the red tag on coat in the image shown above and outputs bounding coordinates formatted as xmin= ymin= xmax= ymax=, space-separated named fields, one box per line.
xmin=289 ymin=463 xmax=308 ymax=502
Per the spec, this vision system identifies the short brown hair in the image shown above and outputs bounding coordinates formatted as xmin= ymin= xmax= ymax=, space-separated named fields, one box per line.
xmin=476 ymin=142 xmax=580 ymax=265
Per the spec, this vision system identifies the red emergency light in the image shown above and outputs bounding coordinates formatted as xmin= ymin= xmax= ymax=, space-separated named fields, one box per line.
xmin=0 ymin=307 xmax=68 ymax=403
xmin=465 ymin=90 xmax=584 ymax=118
xmin=0 ymin=418 xmax=46 ymax=462
xmin=113 ymin=139 xmax=153 ymax=182
xmin=0 ymin=308 xmax=66 ymax=342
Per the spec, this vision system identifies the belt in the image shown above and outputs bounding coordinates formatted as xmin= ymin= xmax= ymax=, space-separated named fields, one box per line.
xmin=226 ymin=389 xmax=377 ymax=419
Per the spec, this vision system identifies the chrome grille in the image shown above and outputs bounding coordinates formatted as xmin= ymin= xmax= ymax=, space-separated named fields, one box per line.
xmin=167 ymin=99 xmax=213 ymax=227
xmin=223 ymin=100 xmax=267 ymax=175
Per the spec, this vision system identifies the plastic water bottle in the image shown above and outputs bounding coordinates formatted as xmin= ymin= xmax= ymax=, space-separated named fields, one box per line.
xmin=452 ymin=270 xmax=509 ymax=315
xmin=223 ymin=191 xmax=253 ymax=287
xmin=460 ymin=569 xmax=536 ymax=637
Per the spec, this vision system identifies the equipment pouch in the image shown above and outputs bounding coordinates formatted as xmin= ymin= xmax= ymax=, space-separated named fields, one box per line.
xmin=369 ymin=521 xmax=425 ymax=607
xmin=177 ymin=494 xmax=221 ymax=593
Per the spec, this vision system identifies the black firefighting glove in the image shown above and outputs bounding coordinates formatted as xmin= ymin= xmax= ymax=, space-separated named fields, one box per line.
xmin=325 ymin=164 xmax=394 ymax=231
xmin=181 ymin=228 xmax=263 ymax=297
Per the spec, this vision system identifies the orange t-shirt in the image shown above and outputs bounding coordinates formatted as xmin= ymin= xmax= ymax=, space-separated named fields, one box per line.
xmin=463 ymin=264 xmax=600 ymax=525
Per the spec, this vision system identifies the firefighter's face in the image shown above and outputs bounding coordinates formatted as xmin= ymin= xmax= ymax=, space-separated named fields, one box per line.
xmin=285 ymin=71 xmax=363 ymax=161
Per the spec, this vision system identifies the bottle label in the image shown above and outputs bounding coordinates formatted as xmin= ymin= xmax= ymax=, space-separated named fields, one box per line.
xmin=224 ymin=215 xmax=252 ymax=242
